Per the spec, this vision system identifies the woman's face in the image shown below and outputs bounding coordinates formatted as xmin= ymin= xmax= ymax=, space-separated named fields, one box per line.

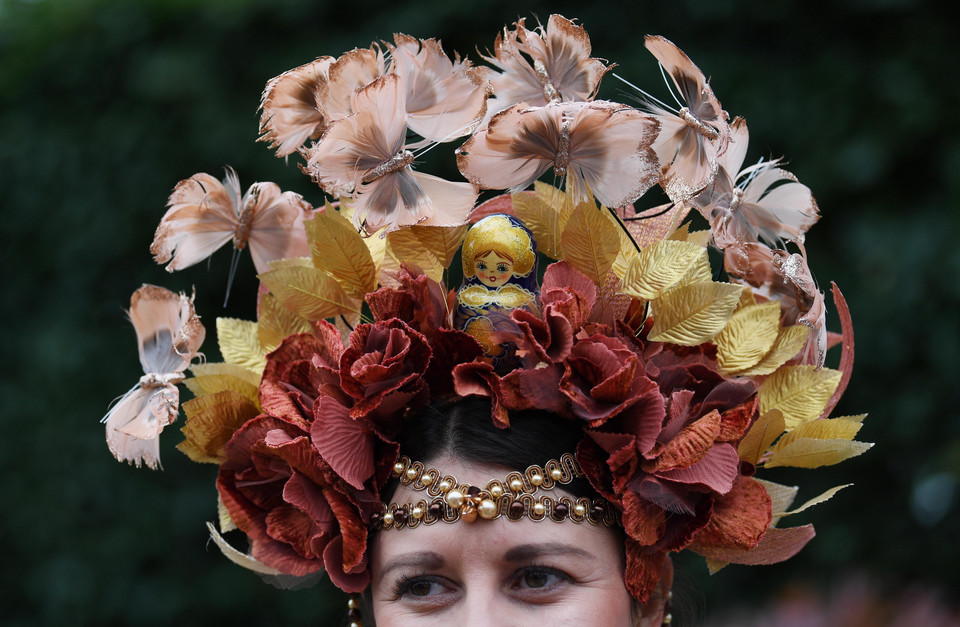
xmin=474 ymin=250 xmax=514 ymax=288
xmin=369 ymin=455 xmax=642 ymax=626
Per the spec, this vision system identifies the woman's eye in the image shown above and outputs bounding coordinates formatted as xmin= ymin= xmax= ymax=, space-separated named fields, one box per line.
xmin=394 ymin=575 xmax=450 ymax=600
xmin=514 ymin=567 xmax=570 ymax=591
xmin=408 ymin=580 xmax=440 ymax=597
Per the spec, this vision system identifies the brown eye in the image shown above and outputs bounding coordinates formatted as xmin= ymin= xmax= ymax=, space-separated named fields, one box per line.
xmin=523 ymin=570 xmax=550 ymax=588
xmin=409 ymin=580 xmax=434 ymax=596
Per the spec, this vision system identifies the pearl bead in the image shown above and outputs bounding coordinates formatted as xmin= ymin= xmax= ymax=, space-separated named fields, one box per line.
xmin=490 ymin=484 xmax=503 ymax=498
xmin=550 ymin=468 xmax=563 ymax=480
xmin=438 ymin=480 xmax=452 ymax=492
xmin=574 ymin=504 xmax=586 ymax=517
xmin=393 ymin=462 xmax=404 ymax=475
xmin=509 ymin=478 xmax=523 ymax=492
xmin=421 ymin=474 xmax=433 ymax=486
xmin=383 ymin=511 xmax=394 ymax=525
xmin=532 ymin=502 xmax=545 ymax=516
xmin=411 ymin=506 xmax=424 ymax=519
xmin=478 ymin=499 xmax=498 ymax=519
xmin=347 ymin=598 xmax=360 ymax=610
xmin=445 ymin=489 xmax=465 ymax=509
xmin=405 ymin=468 xmax=418 ymax=481
xmin=530 ymin=473 xmax=543 ymax=486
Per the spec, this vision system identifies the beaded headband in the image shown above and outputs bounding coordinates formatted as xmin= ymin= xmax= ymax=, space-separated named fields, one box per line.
xmin=102 ymin=12 xmax=869 ymax=611
xmin=375 ymin=453 xmax=620 ymax=529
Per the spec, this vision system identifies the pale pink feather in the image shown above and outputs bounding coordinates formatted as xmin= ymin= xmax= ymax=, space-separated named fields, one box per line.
xmin=387 ymin=34 xmax=491 ymax=143
xmin=258 ymin=56 xmax=334 ymax=157
xmin=641 ymin=35 xmax=731 ymax=202
xmin=457 ymin=100 xmax=661 ymax=209
xmin=317 ymin=45 xmax=387 ymax=122
xmin=103 ymin=285 xmax=205 ymax=469
xmin=151 ymin=167 xmax=312 ymax=275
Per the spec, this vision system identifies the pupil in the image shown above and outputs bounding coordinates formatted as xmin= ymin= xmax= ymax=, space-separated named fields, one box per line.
xmin=410 ymin=581 xmax=433 ymax=596
xmin=524 ymin=571 xmax=549 ymax=588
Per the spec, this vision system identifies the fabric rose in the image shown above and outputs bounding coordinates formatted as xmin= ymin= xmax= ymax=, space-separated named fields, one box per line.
xmin=217 ymin=415 xmax=371 ymax=592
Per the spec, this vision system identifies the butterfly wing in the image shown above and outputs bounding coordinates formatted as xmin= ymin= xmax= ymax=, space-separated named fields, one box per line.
xmin=317 ymin=45 xmax=386 ymax=122
xmin=242 ymin=183 xmax=313 ymax=275
xmin=151 ymin=168 xmax=241 ymax=271
xmin=738 ymin=164 xmax=820 ymax=246
xmin=103 ymin=386 xmax=169 ymax=469
xmin=258 ymin=56 xmax=334 ymax=157
xmin=389 ymin=35 xmax=491 ymax=143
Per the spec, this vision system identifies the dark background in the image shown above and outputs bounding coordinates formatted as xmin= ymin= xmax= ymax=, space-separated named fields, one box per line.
xmin=2 ymin=0 xmax=958 ymax=624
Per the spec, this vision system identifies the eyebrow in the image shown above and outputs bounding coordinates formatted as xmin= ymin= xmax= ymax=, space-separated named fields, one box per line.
xmin=378 ymin=551 xmax=445 ymax=581
xmin=502 ymin=542 xmax=596 ymax=562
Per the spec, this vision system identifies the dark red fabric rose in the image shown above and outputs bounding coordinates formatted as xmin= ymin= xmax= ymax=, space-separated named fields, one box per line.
xmin=339 ymin=318 xmax=431 ymax=419
xmin=217 ymin=415 xmax=371 ymax=592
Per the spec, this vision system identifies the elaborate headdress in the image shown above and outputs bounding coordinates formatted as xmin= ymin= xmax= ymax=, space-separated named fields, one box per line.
xmin=103 ymin=14 xmax=869 ymax=617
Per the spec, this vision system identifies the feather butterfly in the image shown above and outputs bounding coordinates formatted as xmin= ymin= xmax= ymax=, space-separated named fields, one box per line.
xmin=103 ymin=285 xmax=205 ymax=469
xmin=457 ymin=100 xmax=661 ymax=209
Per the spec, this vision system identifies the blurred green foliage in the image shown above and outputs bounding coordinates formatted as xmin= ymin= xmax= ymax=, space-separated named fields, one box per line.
xmin=2 ymin=0 xmax=957 ymax=624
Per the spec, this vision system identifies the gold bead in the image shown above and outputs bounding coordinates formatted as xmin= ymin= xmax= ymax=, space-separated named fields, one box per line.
xmin=411 ymin=506 xmax=424 ymax=519
xmin=530 ymin=473 xmax=543 ymax=486
xmin=532 ymin=501 xmax=545 ymax=516
xmin=574 ymin=504 xmax=586 ymax=517
xmin=405 ymin=468 xmax=418 ymax=481
xmin=383 ymin=511 xmax=394 ymax=525
xmin=347 ymin=598 xmax=360 ymax=610
xmin=349 ymin=622 xmax=362 ymax=627
xmin=478 ymin=499 xmax=498 ymax=519
xmin=392 ymin=462 xmax=404 ymax=475
xmin=445 ymin=489 xmax=465 ymax=509
xmin=663 ymin=613 xmax=673 ymax=624
xmin=421 ymin=474 xmax=433 ymax=486
xmin=550 ymin=468 xmax=563 ymax=480
xmin=489 ymin=484 xmax=503 ymax=498
xmin=509 ymin=478 xmax=523 ymax=492
xmin=460 ymin=507 xmax=478 ymax=523
xmin=438 ymin=480 xmax=452 ymax=492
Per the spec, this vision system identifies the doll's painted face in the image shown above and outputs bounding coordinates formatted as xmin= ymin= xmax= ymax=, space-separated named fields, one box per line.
xmin=474 ymin=250 xmax=514 ymax=288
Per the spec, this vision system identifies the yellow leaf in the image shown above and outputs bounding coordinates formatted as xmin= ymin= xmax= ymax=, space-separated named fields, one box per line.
xmin=217 ymin=494 xmax=237 ymax=533
xmin=186 ymin=362 xmax=260 ymax=407
xmin=738 ymin=409 xmax=786 ymax=465
xmin=512 ymin=182 xmax=575 ymax=260
xmin=178 ymin=390 xmax=260 ymax=463
xmin=621 ymin=240 xmax=708 ymax=301
xmin=257 ymin=292 xmax=313 ymax=354
xmin=259 ymin=263 xmax=358 ymax=322
xmin=836 ymin=413 xmax=868 ymax=424
xmin=715 ymin=301 xmax=782 ymax=374
xmin=739 ymin=324 xmax=809 ymax=377
xmin=775 ymin=417 xmax=864 ymax=448
xmin=759 ymin=365 xmax=842 ymax=429
xmin=755 ymin=479 xmax=799 ymax=519
xmin=777 ymin=484 xmax=852 ymax=520
xmin=606 ymin=208 xmax=638 ymax=281
xmin=216 ymin=318 xmax=266 ymax=373
xmin=206 ymin=522 xmax=283 ymax=575
xmin=763 ymin=438 xmax=873 ymax=469
xmin=667 ymin=221 xmax=690 ymax=241
xmin=560 ymin=203 xmax=621 ymax=285
xmin=306 ymin=203 xmax=377 ymax=299
xmin=648 ymin=281 xmax=743 ymax=345
xmin=364 ymin=227 xmax=388 ymax=280
xmin=736 ymin=287 xmax=757 ymax=310
xmin=386 ymin=224 xmax=468 ymax=282
xmin=686 ymin=228 xmax=712 ymax=248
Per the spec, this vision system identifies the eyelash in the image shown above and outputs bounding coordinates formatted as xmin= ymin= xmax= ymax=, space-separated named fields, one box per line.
xmin=391 ymin=564 xmax=573 ymax=601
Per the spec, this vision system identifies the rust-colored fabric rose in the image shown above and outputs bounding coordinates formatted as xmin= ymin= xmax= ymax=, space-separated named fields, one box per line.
xmin=339 ymin=318 xmax=432 ymax=419
xmin=217 ymin=415 xmax=370 ymax=592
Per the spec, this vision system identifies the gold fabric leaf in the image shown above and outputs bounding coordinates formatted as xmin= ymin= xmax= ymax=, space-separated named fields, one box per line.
xmin=216 ymin=317 xmax=266 ymax=373
xmin=178 ymin=390 xmax=260 ymax=464
xmin=206 ymin=522 xmax=284 ymax=575
xmin=737 ymin=409 xmax=786 ymax=465
xmin=621 ymin=240 xmax=708 ymax=301
xmin=306 ymin=204 xmax=377 ymax=299
xmin=386 ymin=224 xmax=468 ymax=282
xmin=560 ymin=202 xmax=621 ymax=285
xmin=775 ymin=417 xmax=864 ymax=447
xmin=512 ymin=182 xmax=576 ymax=260
xmin=715 ymin=301 xmax=782 ymax=374
xmin=759 ymin=365 xmax=842 ymax=429
xmin=259 ymin=263 xmax=357 ymax=322
xmin=686 ymin=228 xmax=712 ymax=248
xmin=755 ymin=479 xmax=799 ymax=521
xmin=186 ymin=362 xmax=261 ymax=407
xmin=739 ymin=324 xmax=809 ymax=377
xmin=764 ymin=438 xmax=873 ymax=469
xmin=777 ymin=484 xmax=852 ymax=520
xmin=648 ymin=281 xmax=743 ymax=346
xmin=217 ymin=494 xmax=237 ymax=533
xmin=257 ymin=292 xmax=313 ymax=354
xmin=736 ymin=287 xmax=757 ymax=311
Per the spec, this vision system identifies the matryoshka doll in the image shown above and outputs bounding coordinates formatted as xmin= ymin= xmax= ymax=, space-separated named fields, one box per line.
xmin=455 ymin=214 xmax=540 ymax=362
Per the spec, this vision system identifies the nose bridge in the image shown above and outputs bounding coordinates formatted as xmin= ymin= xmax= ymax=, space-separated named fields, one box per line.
xmin=457 ymin=572 xmax=509 ymax=627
